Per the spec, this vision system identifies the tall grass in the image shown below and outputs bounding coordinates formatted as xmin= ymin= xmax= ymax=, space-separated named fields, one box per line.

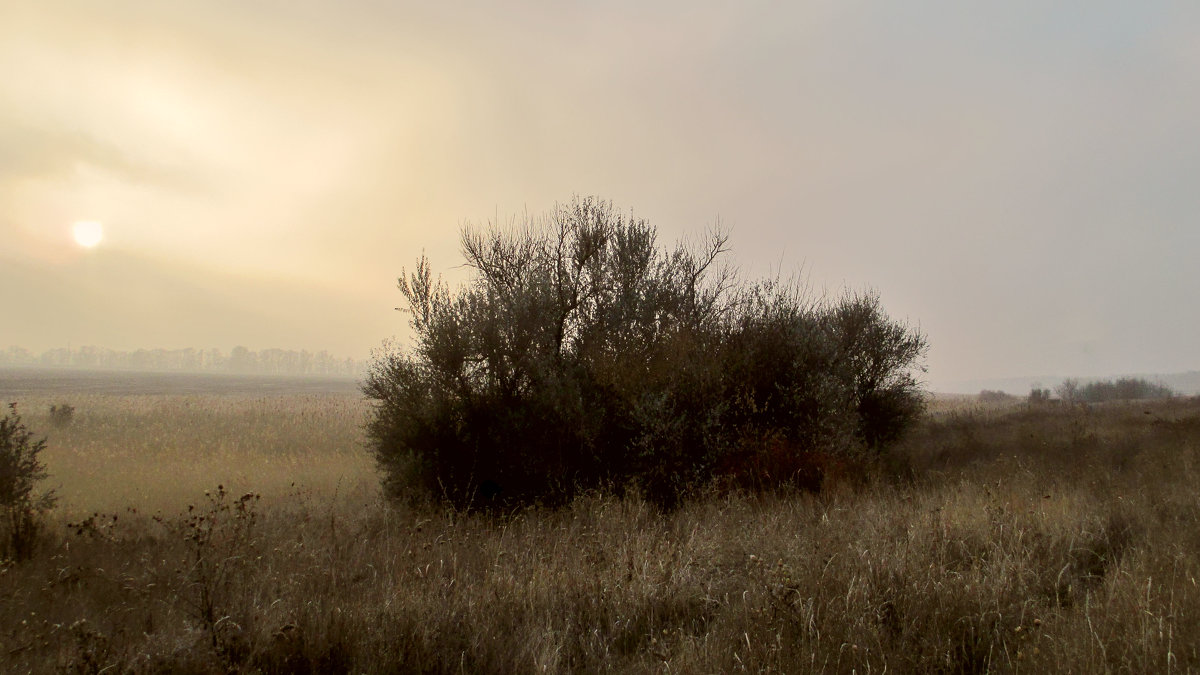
xmin=1 ymin=392 xmax=1198 ymax=672
xmin=8 ymin=393 xmax=374 ymax=516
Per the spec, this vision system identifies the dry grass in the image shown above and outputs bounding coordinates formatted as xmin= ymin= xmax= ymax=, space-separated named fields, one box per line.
xmin=2 ymin=387 xmax=1200 ymax=673
xmin=10 ymin=392 xmax=374 ymax=516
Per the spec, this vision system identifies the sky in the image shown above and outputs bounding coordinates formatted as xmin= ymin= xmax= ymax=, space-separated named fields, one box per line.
xmin=2 ymin=1 xmax=1198 ymax=391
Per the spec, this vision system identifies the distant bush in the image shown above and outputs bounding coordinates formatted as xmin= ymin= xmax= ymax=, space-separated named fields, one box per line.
xmin=1028 ymin=387 xmax=1053 ymax=404
xmin=1055 ymin=378 xmax=1081 ymax=404
xmin=364 ymin=197 xmax=927 ymax=508
xmin=49 ymin=402 xmax=75 ymax=428
xmin=1072 ymin=377 xmax=1174 ymax=403
xmin=978 ymin=390 xmax=1015 ymax=403
xmin=0 ymin=403 xmax=58 ymax=561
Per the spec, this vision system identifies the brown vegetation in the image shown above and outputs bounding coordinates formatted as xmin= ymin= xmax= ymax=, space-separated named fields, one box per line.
xmin=1 ymin=391 xmax=1199 ymax=672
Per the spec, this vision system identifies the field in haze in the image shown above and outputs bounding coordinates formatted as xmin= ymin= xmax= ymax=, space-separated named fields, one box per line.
xmin=2 ymin=371 xmax=1200 ymax=673
xmin=0 ymin=369 xmax=370 ymax=516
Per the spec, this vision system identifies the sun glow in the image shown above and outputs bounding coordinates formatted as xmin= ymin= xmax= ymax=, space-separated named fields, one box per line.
xmin=73 ymin=220 xmax=104 ymax=248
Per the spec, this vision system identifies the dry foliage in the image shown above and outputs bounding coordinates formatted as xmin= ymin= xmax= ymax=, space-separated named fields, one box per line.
xmin=1 ymin=390 xmax=1199 ymax=673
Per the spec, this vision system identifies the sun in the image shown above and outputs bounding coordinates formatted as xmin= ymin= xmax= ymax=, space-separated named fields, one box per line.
xmin=73 ymin=221 xmax=104 ymax=248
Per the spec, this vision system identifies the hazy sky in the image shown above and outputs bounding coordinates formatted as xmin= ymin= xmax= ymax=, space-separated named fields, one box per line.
xmin=2 ymin=1 xmax=1198 ymax=390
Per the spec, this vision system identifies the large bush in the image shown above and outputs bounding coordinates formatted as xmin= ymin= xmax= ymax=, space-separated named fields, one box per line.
xmin=364 ymin=198 xmax=926 ymax=507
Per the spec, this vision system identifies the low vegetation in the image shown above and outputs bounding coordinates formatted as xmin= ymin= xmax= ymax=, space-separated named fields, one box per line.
xmin=1 ymin=386 xmax=1199 ymax=672
xmin=47 ymin=403 xmax=74 ymax=429
xmin=977 ymin=389 xmax=1016 ymax=404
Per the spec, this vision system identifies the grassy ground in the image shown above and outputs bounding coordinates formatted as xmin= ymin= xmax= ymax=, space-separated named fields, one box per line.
xmin=2 ymin=386 xmax=1199 ymax=673
xmin=22 ymin=391 xmax=375 ymax=516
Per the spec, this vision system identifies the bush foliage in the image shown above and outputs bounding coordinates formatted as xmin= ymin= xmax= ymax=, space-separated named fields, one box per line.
xmin=364 ymin=198 xmax=927 ymax=507
xmin=978 ymin=389 xmax=1016 ymax=403
xmin=0 ymin=403 xmax=58 ymax=561
xmin=49 ymin=402 xmax=75 ymax=428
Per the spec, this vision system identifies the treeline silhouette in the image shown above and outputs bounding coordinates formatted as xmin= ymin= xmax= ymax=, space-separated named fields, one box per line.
xmin=1056 ymin=377 xmax=1175 ymax=404
xmin=0 ymin=345 xmax=360 ymax=377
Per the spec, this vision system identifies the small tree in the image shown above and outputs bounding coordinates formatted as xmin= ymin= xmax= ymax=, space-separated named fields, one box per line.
xmin=1028 ymin=387 xmax=1052 ymax=404
xmin=1055 ymin=378 xmax=1080 ymax=404
xmin=0 ymin=403 xmax=58 ymax=561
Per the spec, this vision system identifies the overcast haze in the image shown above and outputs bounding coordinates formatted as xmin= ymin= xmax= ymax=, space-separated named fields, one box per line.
xmin=3 ymin=1 xmax=1198 ymax=391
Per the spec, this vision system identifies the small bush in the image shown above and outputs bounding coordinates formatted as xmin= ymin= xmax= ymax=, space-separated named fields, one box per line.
xmin=978 ymin=390 xmax=1014 ymax=403
xmin=365 ymin=197 xmax=927 ymax=508
xmin=0 ymin=403 xmax=58 ymax=561
xmin=49 ymin=402 xmax=75 ymax=428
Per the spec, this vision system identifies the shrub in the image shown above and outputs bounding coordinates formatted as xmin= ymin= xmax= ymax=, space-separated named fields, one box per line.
xmin=49 ymin=402 xmax=75 ymax=428
xmin=978 ymin=390 xmax=1014 ymax=403
xmin=0 ymin=403 xmax=58 ymax=561
xmin=822 ymin=291 xmax=927 ymax=449
xmin=364 ymin=197 xmax=927 ymax=508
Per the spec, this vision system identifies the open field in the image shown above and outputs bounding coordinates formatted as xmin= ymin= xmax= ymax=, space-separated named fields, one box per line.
xmin=0 ymin=367 xmax=361 ymax=397
xmin=0 ymin=370 xmax=372 ymax=517
xmin=2 ymin=372 xmax=1200 ymax=673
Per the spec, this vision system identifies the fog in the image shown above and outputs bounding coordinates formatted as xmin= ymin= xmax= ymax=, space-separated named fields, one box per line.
xmin=3 ymin=1 xmax=1198 ymax=391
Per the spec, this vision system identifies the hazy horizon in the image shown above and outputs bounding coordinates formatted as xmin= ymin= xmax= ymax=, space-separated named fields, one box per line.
xmin=4 ymin=2 xmax=1198 ymax=392
xmin=6 ymin=342 xmax=1198 ymax=397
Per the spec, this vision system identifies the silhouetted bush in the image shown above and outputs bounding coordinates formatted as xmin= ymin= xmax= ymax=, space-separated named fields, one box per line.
xmin=978 ymin=390 xmax=1015 ymax=403
xmin=1 ymin=403 xmax=58 ymax=561
xmin=1029 ymin=387 xmax=1053 ymax=405
xmin=49 ymin=402 xmax=75 ymax=428
xmin=364 ymin=197 xmax=927 ymax=508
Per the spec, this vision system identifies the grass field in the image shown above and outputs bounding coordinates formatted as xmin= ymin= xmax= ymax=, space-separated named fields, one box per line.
xmin=2 ymin=372 xmax=1200 ymax=673
xmin=27 ymin=391 xmax=373 ymax=517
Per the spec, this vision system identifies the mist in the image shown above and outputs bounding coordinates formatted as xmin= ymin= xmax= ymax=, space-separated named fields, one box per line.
xmin=3 ymin=1 xmax=1198 ymax=391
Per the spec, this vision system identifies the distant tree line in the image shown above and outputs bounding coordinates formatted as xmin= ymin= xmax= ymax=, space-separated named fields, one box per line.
xmin=0 ymin=345 xmax=361 ymax=377
xmin=983 ymin=377 xmax=1180 ymax=406
xmin=1053 ymin=377 xmax=1175 ymax=404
